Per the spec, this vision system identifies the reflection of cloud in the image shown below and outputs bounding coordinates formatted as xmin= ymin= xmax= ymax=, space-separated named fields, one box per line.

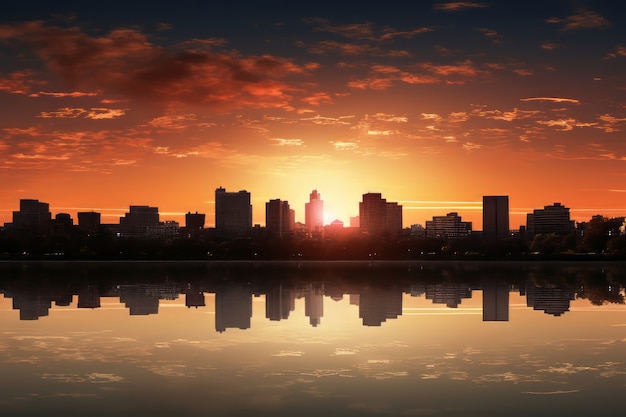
xmin=40 ymin=373 xmax=126 ymax=384
xmin=330 ymin=348 xmax=358 ymax=356
xmin=522 ymin=390 xmax=580 ymax=395
xmin=271 ymin=351 xmax=305 ymax=357
xmin=537 ymin=363 xmax=597 ymax=375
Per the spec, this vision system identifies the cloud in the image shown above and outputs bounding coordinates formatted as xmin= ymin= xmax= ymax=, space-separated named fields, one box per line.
xmin=541 ymin=42 xmax=559 ymax=51
xmin=330 ymin=141 xmax=359 ymax=151
xmin=0 ymin=70 xmax=46 ymax=94
xmin=270 ymin=138 xmax=304 ymax=146
xmin=462 ymin=142 xmax=482 ymax=151
xmin=304 ymin=18 xmax=432 ymax=42
xmin=522 ymin=390 xmax=581 ymax=395
xmin=605 ymin=45 xmax=626 ymax=59
xmin=29 ymin=91 xmax=98 ymax=98
xmin=546 ymin=9 xmax=611 ymax=31
xmin=536 ymin=118 xmax=597 ymax=131
xmin=521 ymin=97 xmax=580 ymax=104
xmin=37 ymin=107 xmax=126 ymax=119
xmin=433 ymin=2 xmax=489 ymax=11
xmin=0 ymin=21 xmax=318 ymax=111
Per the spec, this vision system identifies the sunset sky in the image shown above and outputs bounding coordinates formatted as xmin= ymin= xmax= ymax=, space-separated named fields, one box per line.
xmin=1 ymin=1 xmax=625 ymax=229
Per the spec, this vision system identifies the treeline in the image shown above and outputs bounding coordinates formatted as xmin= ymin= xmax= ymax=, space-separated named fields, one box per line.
xmin=1 ymin=215 xmax=625 ymax=261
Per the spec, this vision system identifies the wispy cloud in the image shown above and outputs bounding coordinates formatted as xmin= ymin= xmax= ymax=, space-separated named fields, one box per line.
xmin=433 ymin=2 xmax=489 ymax=12
xmin=546 ymin=9 xmax=611 ymax=31
xmin=521 ymin=97 xmax=580 ymax=104
xmin=270 ymin=138 xmax=304 ymax=146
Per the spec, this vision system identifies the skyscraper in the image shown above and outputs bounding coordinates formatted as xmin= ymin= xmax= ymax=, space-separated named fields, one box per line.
xmin=483 ymin=196 xmax=509 ymax=241
xmin=266 ymin=199 xmax=292 ymax=237
xmin=215 ymin=187 xmax=252 ymax=237
xmin=305 ymin=189 xmax=324 ymax=234
xmin=359 ymin=193 xmax=403 ymax=235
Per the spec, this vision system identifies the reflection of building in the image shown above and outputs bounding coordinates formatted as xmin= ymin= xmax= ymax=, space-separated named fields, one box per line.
xmin=119 ymin=205 xmax=160 ymax=237
xmin=266 ymin=199 xmax=293 ymax=237
xmin=305 ymin=190 xmax=324 ymax=234
xmin=425 ymin=212 xmax=472 ymax=240
xmin=12 ymin=199 xmax=51 ymax=233
xmin=358 ymin=286 xmax=402 ymax=326
xmin=215 ymin=284 xmax=252 ymax=332
xmin=359 ymin=193 xmax=403 ymax=235
xmin=483 ymin=196 xmax=509 ymax=241
xmin=526 ymin=202 xmax=575 ymax=235
xmin=305 ymin=283 xmax=324 ymax=327
xmin=184 ymin=287 xmax=205 ymax=308
xmin=265 ymin=285 xmax=295 ymax=321
xmin=526 ymin=285 xmax=574 ymax=316
xmin=482 ymin=279 xmax=509 ymax=321
xmin=425 ymin=283 xmax=472 ymax=308
xmin=78 ymin=286 xmax=101 ymax=309
xmin=215 ymin=187 xmax=252 ymax=237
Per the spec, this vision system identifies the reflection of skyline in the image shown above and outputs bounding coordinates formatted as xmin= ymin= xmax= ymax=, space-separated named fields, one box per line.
xmin=2 ymin=264 xmax=623 ymax=326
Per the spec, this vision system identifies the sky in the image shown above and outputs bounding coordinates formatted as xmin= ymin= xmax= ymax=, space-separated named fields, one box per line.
xmin=0 ymin=0 xmax=625 ymax=229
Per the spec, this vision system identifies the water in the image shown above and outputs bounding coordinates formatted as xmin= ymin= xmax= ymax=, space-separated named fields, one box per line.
xmin=1 ymin=261 xmax=625 ymax=416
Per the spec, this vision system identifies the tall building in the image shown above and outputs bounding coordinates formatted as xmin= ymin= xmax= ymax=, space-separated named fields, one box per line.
xmin=215 ymin=187 xmax=252 ymax=237
xmin=78 ymin=211 xmax=101 ymax=235
xmin=425 ymin=212 xmax=472 ymax=240
xmin=119 ymin=205 xmax=159 ymax=237
xmin=12 ymin=199 xmax=51 ymax=233
xmin=483 ymin=196 xmax=509 ymax=241
xmin=526 ymin=202 xmax=575 ymax=234
xmin=359 ymin=193 xmax=403 ymax=235
xmin=266 ymin=199 xmax=292 ymax=237
xmin=305 ymin=189 xmax=324 ymax=234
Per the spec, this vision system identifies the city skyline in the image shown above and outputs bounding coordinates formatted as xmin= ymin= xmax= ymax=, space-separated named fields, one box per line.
xmin=1 ymin=2 xmax=625 ymax=230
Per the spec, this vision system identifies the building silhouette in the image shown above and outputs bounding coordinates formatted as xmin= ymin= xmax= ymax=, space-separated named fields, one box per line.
xmin=425 ymin=212 xmax=472 ymax=240
xmin=185 ymin=212 xmax=205 ymax=230
xmin=266 ymin=199 xmax=293 ymax=237
xmin=358 ymin=286 xmax=402 ymax=326
xmin=119 ymin=205 xmax=159 ymax=237
xmin=483 ymin=196 xmax=509 ymax=241
xmin=50 ymin=213 xmax=74 ymax=236
xmin=215 ymin=187 xmax=252 ymax=237
xmin=304 ymin=283 xmax=324 ymax=327
xmin=11 ymin=199 xmax=51 ymax=233
xmin=78 ymin=211 xmax=101 ymax=235
xmin=526 ymin=202 xmax=575 ymax=235
xmin=359 ymin=193 xmax=403 ymax=235
xmin=305 ymin=190 xmax=324 ymax=234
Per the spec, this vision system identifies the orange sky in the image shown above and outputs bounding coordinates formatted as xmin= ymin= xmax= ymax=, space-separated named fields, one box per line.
xmin=1 ymin=2 xmax=625 ymax=229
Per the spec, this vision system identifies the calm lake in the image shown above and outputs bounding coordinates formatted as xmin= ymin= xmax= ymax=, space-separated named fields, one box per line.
xmin=1 ymin=261 xmax=625 ymax=416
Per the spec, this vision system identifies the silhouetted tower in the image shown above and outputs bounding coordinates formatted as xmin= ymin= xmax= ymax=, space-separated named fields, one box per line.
xmin=359 ymin=193 xmax=403 ymax=235
xmin=119 ymin=205 xmax=159 ymax=237
xmin=185 ymin=211 xmax=205 ymax=230
xmin=215 ymin=187 xmax=252 ymax=237
xmin=305 ymin=190 xmax=324 ymax=234
xmin=266 ymin=199 xmax=292 ymax=237
xmin=483 ymin=196 xmax=509 ymax=241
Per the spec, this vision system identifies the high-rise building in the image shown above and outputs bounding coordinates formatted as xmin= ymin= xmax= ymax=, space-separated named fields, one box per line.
xmin=266 ymin=199 xmax=292 ymax=237
xmin=215 ymin=187 xmax=252 ymax=237
xmin=12 ymin=199 xmax=51 ymax=233
xmin=526 ymin=202 xmax=575 ymax=234
xmin=359 ymin=193 xmax=403 ymax=235
xmin=119 ymin=205 xmax=159 ymax=237
xmin=305 ymin=189 xmax=324 ymax=234
xmin=483 ymin=196 xmax=509 ymax=241
xmin=425 ymin=212 xmax=472 ymax=240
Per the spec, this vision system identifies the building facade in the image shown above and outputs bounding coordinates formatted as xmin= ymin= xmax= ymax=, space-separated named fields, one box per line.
xmin=425 ymin=212 xmax=472 ymax=240
xmin=266 ymin=199 xmax=293 ymax=237
xmin=359 ymin=193 xmax=403 ymax=235
xmin=215 ymin=187 xmax=252 ymax=237
xmin=526 ymin=202 xmax=575 ymax=234
xmin=119 ymin=205 xmax=160 ymax=237
xmin=305 ymin=190 xmax=324 ymax=234
xmin=483 ymin=195 xmax=509 ymax=241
